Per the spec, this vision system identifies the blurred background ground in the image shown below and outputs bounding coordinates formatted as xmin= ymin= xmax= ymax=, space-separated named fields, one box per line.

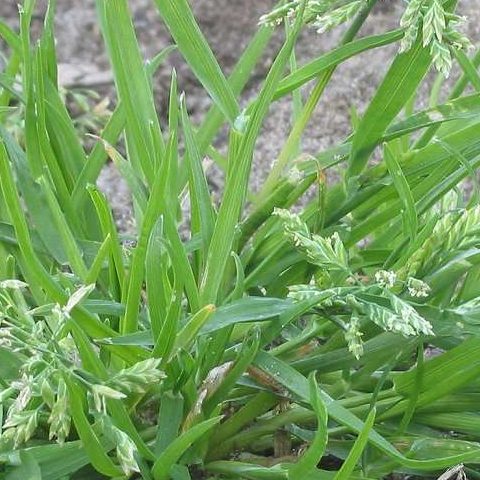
xmin=0 ymin=0 xmax=479 ymax=229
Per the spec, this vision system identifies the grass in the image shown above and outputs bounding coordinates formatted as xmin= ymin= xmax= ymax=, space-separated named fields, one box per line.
xmin=1 ymin=0 xmax=480 ymax=478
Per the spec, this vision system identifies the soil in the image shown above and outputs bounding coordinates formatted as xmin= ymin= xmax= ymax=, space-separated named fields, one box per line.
xmin=1 ymin=0 xmax=479 ymax=230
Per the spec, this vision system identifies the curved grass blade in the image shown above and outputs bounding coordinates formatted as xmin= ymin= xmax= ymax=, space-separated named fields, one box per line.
xmin=0 ymin=20 xmax=22 ymax=54
xmin=99 ymin=296 xmax=294 ymax=346
xmin=254 ymin=350 xmax=480 ymax=469
xmin=383 ymin=93 xmax=480 ymax=141
xmin=151 ymin=416 xmax=222 ymax=480
xmin=333 ymin=408 xmax=376 ymax=480
xmin=64 ymin=376 xmax=122 ymax=477
xmin=146 ymin=45 xmax=177 ymax=82
xmin=288 ymin=373 xmax=328 ymax=478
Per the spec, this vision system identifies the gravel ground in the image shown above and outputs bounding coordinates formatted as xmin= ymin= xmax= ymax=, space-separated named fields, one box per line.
xmin=1 ymin=0 xmax=479 ymax=230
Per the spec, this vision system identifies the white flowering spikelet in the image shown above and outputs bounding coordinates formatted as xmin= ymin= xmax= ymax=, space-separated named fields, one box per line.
xmin=375 ymin=270 xmax=397 ymax=288
xmin=406 ymin=277 xmax=431 ymax=298
xmin=399 ymin=0 xmax=472 ymax=76
xmin=107 ymin=358 xmax=165 ymax=394
xmin=344 ymin=315 xmax=364 ymax=360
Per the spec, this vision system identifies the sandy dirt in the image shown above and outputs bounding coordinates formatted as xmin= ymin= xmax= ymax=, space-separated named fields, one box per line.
xmin=1 ymin=0 xmax=479 ymax=229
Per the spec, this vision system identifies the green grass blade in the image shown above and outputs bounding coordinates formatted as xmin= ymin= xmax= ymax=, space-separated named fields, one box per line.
xmin=348 ymin=38 xmax=432 ymax=177
xmin=154 ymin=391 xmax=184 ymax=456
xmin=453 ymin=48 xmax=480 ymax=91
xmin=163 ymin=211 xmax=201 ymax=313
xmin=384 ymin=93 xmax=480 ymax=141
xmin=173 ymin=304 xmax=216 ymax=355
xmin=97 ymin=136 xmax=148 ymax=213
xmin=85 ymin=234 xmax=111 ymax=285
xmin=64 ymin=376 xmax=122 ymax=477
xmin=4 ymin=451 xmax=42 ymax=480
xmin=196 ymin=26 xmax=272 ymax=153
xmin=204 ymin=327 xmax=261 ymax=414
xmin=44 ymin=80 xmax=86 ymax=183
xmin=38 ymin=175 xmax=89 ymax=280
xmin=87 ymin=185 xmax=125 ymax=302
xmin=332 ymin=408 xmax=376 ymax=480
xmin=153 ymin=0 xmax=239 ymax=124
xmin=274 ymin=29 xmax=403 ymax=100
xmin=383 ymin=143 xmax=417 ymax=241
xmin=259 ymin=0 xmax=378 ymax=200
xmin=120 ymin=163 xmax=169 ymax=333
xmin=0 ymin=126 xmax=69 ymax=263
xmin=200 ymin=1 xmax=307 ymax=304
xmin=145 ymin=217 xmax=171 ymax=341
xmin=96 ymin=0 xmax=163 ymax=182
xmin=151 ymin=416 xmax=222 ymax=480
xmin=288 ymin=373 xmax=328 ymax=478
xmin=255 ymin=350 xmax=480 ymax=469
xmin=146 ymin=45 xmax=177 ymax=83
xmin=71 ymin=104 xmax=125 ymax=210
xmin=180 ymin=97 xmax=216 ymax=258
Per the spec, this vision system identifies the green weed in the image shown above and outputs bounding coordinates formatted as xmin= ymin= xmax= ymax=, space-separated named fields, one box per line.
xmin=0 ymin=0 xmax=479 ymax=479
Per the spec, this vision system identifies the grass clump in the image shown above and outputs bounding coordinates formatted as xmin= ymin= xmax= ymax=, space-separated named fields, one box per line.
xmin=1 ymin=0 xmax=480 ymax=478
